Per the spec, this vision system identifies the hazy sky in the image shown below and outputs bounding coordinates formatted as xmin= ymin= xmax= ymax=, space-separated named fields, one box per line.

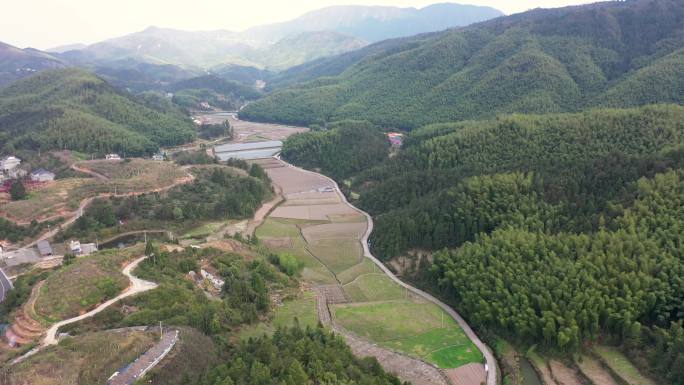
xmin=3 ymin=0 xmax=597 ymax=49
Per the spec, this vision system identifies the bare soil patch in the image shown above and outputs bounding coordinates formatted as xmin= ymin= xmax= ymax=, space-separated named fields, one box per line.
xmin=302 ymin=222 xmax=367 ymax=242
xmin=577 ymin=355 xmax=619 ymax=385
xmin=262 ymin=238 xmax=293 ymax=249
xmin=549 ymin=360 xmax=584 ymax=385
xmin=265 ymin=164 xmax=332 ymax=194
xmin=445 ymin=363 xmax=487 ymax=385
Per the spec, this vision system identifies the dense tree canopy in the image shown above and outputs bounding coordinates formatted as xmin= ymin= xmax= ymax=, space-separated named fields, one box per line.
xmin=282 ymin=120 xmax=389 ymax=179
xmin=202 ymin=325 xmax=406 ymax=385
xmin=0 ymin=69 xmax=195 ymax=155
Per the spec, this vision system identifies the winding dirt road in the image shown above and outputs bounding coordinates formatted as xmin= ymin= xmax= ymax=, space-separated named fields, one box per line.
xmin=42 ymin=256 xmax=157 ymax=346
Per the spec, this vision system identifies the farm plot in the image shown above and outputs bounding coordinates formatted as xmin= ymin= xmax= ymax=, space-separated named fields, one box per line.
xmin=592 ymin=346 xmax=657 ymax=385
xmin=343 ymin=273 xmax=406 ymax=302
xmin=270 ymin=203 xmax=357 ymax=221
xmin=332 ymin=300 xmax=483 ymax=369
xmin=308 ymin=239 xmax=363 ymax=274
xmin=576 ymin=355 xmax=620 ymax=385
xmin=239 ymin=290 xmax=318 ymax=340
xmin=256 ymin=218 xmax=336 ymax=284
xmin=337 ymin=258 xmax=378 ymax=284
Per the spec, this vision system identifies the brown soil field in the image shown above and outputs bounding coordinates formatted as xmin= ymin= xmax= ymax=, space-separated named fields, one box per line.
xmin=549 ymin=360 xmax=584 ymax=385
xmin=228 ymin=115 xmax=308 ymax=142
xmin=262 ymin=238 xmax=293 ymax=249
xmin=577 ymin=355 xmax=619 ymax=385
xmin=271 ymin=203 xmax=358 ymax=221
xmin=445 ymin=363 xmax=487 ymax=385
xmin=265 ymin=166 xmax=332 ymax=194
xmin=302 ymin=222 xmax=367 ymax=242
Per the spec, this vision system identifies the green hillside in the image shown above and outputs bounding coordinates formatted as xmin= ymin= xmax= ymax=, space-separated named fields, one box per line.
xmin=242 ymin=0 xmax=684 ymax=128
xmin=0 ymin=68 xmax=195 ymax=155
xmin=280 ymin=104 xmax=684 ymax=381
xmin=167 ymin=75 xmax=261 ymax=110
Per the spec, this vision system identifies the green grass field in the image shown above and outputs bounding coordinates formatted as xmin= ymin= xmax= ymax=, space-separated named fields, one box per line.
xmin=332 ymin=300 xmax=482 ymax=368
xmin=180 ymin=222 xmax=225 ymax=239
xmin=239 ymin=290 xmax=319 ymax=340
xmin=343 ymin=273 xmax=406 ymax=302
xmin=593 ymin=345 xmax=656 ymax=385
xmin=256 ymin=218 xmax=336 ymax=284
xmin=337 ymin=258 xmax=377 ymax=284
xmin=308 ymin=238 xmax=363 ymax=273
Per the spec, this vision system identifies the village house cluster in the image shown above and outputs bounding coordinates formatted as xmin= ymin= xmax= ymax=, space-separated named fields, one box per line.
xmin=0 ymin=155 xmax=56 ymax=188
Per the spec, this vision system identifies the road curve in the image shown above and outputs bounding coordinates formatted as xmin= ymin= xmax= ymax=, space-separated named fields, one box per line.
xmin=282 ymin=159 xmax=499 ymax=385
xmin=42 ymin=256 xmax=157 ymax=345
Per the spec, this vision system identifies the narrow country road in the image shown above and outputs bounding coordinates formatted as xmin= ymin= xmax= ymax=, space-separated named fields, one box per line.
xmin=42 ymin=255 xmax=157 ymax=345
xmin=70 ymin=162 xmax=109 ymax=180
xmin=283 ymin=160 xmax=499 ymax=385
xmin=15 ymin=170 xmax=194 ymax=248
xmin=0 ymin=267 xmax=13 ymax=303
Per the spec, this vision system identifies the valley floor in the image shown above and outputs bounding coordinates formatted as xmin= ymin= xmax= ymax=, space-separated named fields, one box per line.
xmin=253 ymin=156 xmax=496 ymax=385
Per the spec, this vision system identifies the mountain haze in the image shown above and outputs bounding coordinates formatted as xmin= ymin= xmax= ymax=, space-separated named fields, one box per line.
xmin=244 ymin=3 xmax=503 ymax=43
xmin=44 ymin=3 xmax=502 ymax=72
xmin=242 ymin=0 xmax=684 ymax=128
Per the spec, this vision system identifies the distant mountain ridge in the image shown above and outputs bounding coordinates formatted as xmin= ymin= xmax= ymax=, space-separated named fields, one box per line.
xmin=244 ymin=3 xmax=503 ymax=43
xmin=241 ymin=0 xmax=684 ymax=128
xmin=38 ymin=2 xmax=502 ymax=71
xmin=0 ymin=41 xmax=66 ymax=87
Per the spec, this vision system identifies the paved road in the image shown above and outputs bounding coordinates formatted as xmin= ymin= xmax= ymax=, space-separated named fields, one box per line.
xmin=108 ymin=329 xmax=179 ymax=385
xmin=0 ymin=267 xmax=13 ymax=303
xmin=285 ymin=160 xmax=499 ymax=385
xmin=42 ymin=256 xmax=157 ymax=345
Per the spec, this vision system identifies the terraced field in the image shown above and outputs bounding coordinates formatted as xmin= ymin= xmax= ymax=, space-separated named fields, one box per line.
xmin=254 ymin=158 xmax=486 ymax=384
xmin=1 ymin=159 xmax=190 ymax=224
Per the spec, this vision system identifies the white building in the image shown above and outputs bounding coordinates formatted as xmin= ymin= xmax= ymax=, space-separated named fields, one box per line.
xmin=30 ymin=168 xmax=56 ymax=182
xmin=69 ymin=240 xmax=82 ymax=254
xmin=152 ymin=153 xmax=165 ymax=161
xmin=105 ymin=154 xmax=121 ymax=160
xmin=0 ymin=156 xmax=21 ymax=172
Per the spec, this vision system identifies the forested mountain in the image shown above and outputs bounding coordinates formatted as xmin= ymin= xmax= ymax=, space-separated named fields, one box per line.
xmin=0 ymin=69 xmax=195 ymax=155
xmin=166 ymin=75 xmax=262 ymax=110
xmin=280 ymin=104 xmax=684 ymax=379
xmin=256 ymin=31 xmax=367 ymax=71
xmin=242 ymin=0 xmax=684 ymax=128
xmin=244 ymin=3 xmax=502 ymax=44
xmin=93 ymin=59 xmax=199 ymax=93
xmin=0 ymin=41 xmax=66 ymax=87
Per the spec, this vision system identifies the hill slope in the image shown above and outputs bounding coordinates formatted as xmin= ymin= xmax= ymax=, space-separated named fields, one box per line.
xmin=0 ymin=41 xmax=66 ymax=87
xmin=242 ymin=0 xmax=684 ymax=128
xmin=0 ymin=69 xmax=195 ymax=155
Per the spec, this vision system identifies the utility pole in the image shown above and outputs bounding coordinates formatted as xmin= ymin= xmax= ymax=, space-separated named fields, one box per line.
xmin=159 ymin=321 xmax=163 ymax=341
